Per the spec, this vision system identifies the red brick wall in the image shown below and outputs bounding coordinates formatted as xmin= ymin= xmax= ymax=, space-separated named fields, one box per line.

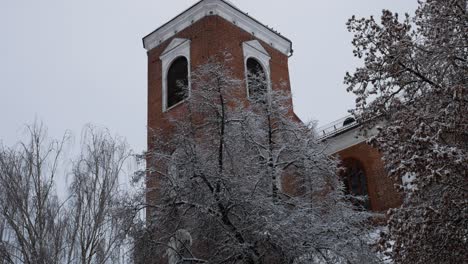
xmin=337 ymin=142 xmax=402 ymax=212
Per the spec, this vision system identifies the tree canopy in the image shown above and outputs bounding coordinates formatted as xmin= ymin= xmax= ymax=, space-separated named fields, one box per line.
xmin=346 ymin=0 xmax=467 ymax=263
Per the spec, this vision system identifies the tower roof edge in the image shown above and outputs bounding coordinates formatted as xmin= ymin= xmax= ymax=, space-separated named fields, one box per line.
xmin=142 ymin=0 xmax=293 ymax=56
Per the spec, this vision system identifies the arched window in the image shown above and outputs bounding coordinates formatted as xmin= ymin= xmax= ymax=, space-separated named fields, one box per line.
xmin=340 ymin=158 xmax=370 ymax=209
xmin=246 ymin=58 xmax=267 ymax=100
xmin=343 ymin=117 xmax=356 ymax=126
xmin=167 ymin=57 xmax=189 ymax=109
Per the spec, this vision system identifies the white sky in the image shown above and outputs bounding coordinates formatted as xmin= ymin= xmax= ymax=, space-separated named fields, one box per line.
xmin=0 ymin=0 xmax=418 ymax=153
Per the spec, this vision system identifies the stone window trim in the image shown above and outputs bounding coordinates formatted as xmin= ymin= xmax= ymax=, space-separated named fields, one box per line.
xmin=160 ymin=38 xmax=191 ymax=112
xmin=242 ymin=40 xmax=271 ymax=98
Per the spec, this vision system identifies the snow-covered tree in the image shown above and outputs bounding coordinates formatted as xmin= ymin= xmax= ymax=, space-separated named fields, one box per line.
xmin=345 ymin=0 xmax=467 ymax=263
xmin=142 ymin=54 xmax=378 ymax=263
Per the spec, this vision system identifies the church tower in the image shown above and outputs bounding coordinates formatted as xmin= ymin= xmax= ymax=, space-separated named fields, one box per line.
xmin=143 ymin=0 xmax=297 ymax=205
xmin=143 ymin=0 xmax=294 ymax=130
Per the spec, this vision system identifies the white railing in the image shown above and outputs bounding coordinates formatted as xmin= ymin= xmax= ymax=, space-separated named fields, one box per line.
xmin=317 ymin=115 xmax=359 ymax=140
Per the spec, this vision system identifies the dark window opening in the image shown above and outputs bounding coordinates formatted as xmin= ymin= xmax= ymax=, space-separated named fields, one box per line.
xmin=343 ymin=117 xmax=356 ymax=126
xmin=246 ymin=58 xmax=267 ymax=100
xmin=340 ymin=158 xmax=370 ymax=210
xmin=167 ymin=57 xmax=189 ymax=109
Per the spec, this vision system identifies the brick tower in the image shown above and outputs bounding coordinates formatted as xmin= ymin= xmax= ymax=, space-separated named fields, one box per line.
xmin=143 ymin=0 xmax=293 ymax=129
xmin=142 ymin=0 xmax=297 ymax=208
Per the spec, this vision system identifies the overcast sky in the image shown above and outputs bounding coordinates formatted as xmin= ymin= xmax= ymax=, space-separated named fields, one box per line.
xmin=0 ymin=0 xmax=418 ymax=153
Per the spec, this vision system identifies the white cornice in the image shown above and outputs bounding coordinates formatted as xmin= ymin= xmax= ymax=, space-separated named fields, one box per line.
xmin=143 ymin=0 xmax=292 ymax=56
xmin=322 ymin=125 xmax=380 ymax=155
